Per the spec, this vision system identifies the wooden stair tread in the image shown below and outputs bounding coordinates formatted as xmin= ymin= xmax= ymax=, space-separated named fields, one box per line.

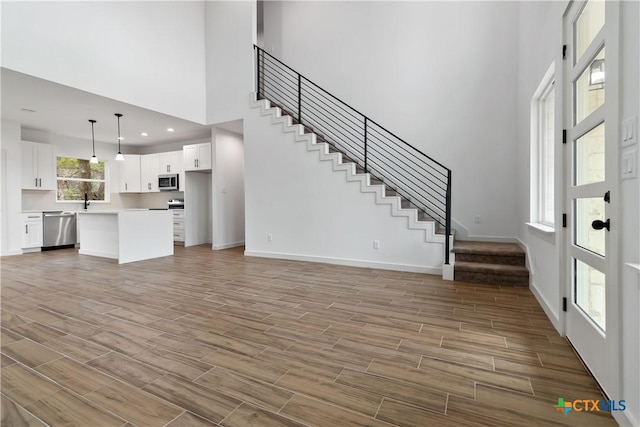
xmin=455 ymin=261 xmax=529 ymax=276
xmin=452 ymin=241 xmax=525 ymax=257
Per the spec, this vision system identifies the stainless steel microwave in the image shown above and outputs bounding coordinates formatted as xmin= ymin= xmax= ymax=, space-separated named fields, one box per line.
xmin=158 ymin=174 xmax=179 ymax=191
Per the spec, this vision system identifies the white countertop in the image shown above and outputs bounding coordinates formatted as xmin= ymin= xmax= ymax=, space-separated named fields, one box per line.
xmin=77 ymin=209 xmax=164 ymax=214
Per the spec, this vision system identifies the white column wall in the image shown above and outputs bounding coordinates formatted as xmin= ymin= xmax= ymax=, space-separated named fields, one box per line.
xmin=205 ymin=1 xmax=257 ymax=125
xmin=212 ymin=127 xmax=245 ymax=250
xmin=262 ymin=1 xmax=520 ymax=240
xmin=0 ymin=120 xmax=24 ymax=255
xmin=1 ymin=1 xmax=207 ymax=123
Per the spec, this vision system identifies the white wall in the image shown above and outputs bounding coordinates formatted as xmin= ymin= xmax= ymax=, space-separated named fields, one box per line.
xmin=263 ymin=1 xmax=520 ymax=240
xmin=212 ymin=128 xmax=245 ymax=250
xmin=1 ymin=1 xmax=207 ymax=123
xmin=0 ymin=120 xmax=24 ymax=255
xmin=205 ymin=1 xmax=256 ymax=125
xmin=244 ymin=105 xmax=444 ymax=273
xmin=619 ymin=2 xmax=640 ymax=424
xmin=515 ymin=1 xmax=566 ymax=330
xmin=516 ymin=2 xmax=640 ymax=425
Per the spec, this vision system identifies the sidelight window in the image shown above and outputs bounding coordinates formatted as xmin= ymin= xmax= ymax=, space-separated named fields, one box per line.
xmin=530 ymin=64 xmax=556 ymax=228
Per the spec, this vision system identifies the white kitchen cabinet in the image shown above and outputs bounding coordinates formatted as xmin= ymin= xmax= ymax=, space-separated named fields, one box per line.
xmin=183 ymin=143 xmax=212 ymax=171
xmin=140 ymin=153 xmax=159 ymax=193
xmin=171 ymin=209 xmax=184 ymax=243
xmin=159 ymin=151 xmax=184 ymax=191
xmin=21 ymin=141 xmax=55 ymax=190
xmin=158 ymin=151 xmax=182 ymax=174
xmin=21 ymin=213 xmax=43 ymax=249
xmin=118 ymin=154 xmax=141 ymax=193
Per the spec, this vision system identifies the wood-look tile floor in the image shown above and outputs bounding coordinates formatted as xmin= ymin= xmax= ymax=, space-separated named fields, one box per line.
xmin=1 ymin=245 xmax=617 ymax=427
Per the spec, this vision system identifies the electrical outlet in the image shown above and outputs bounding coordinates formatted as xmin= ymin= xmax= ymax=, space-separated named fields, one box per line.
xmin=474 ymin=216 xmax=481 ymax=224
xmin=373 ymin=240 xmax=380 ymax=249
xmin=267 ymin=234 xmax=273 ymax=242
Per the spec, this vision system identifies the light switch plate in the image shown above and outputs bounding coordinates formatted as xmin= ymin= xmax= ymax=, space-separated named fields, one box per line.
xmin=622 ymin=148 xmax=637 ymax=180
xmin=622 ymin=116 xmax=637 ymax=147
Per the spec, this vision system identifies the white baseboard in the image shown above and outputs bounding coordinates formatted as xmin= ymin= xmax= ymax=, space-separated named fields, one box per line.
xmin=79 ymin=249 xmax=118 ymax=260
xmin=614 ymin=408 xmax=638 ymax=427
xmin=529 ymin=280 xmax=562 ymax=334
xmin=1 ymin=249 xmax=25 ymax=256
xmin=212 ymin=241 xmax=245 ymax=250
xmin=244 ymin=250 xmax=442 ymax=275
xmin=22 ymin=247 xmax=42 ymax=254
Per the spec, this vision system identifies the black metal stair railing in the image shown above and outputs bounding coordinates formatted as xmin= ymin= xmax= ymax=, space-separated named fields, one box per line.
xmin=254 ymin=45 xmax=452 ymax=264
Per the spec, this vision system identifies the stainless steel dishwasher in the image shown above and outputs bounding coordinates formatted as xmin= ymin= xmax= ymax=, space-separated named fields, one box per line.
xmin=43 ymin=211 xmax=77 ymax=249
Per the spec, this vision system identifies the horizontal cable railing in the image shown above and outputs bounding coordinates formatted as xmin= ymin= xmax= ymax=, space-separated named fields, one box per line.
xmin=255 ymin=45 xmax=452 ymax=264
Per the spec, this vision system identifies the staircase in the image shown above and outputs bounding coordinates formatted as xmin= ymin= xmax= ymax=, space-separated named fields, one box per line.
xmin=452 ymin=241 xmax=529 ymax=286
xmin=251 ymin=97 xmax=452 ymax=250
xmin=253 ymin=45 xmax=454 ymax=277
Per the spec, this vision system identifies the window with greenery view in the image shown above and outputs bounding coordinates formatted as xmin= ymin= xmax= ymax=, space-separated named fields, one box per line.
xmin=56 ymin=157 xmax=107 ymax=201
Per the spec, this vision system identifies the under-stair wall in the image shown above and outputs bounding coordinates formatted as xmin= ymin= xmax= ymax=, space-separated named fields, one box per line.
xmin=244 ymin=100 xmax=446 ymax=274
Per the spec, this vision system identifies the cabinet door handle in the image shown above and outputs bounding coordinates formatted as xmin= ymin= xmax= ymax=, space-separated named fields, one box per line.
xmin=39 ymin=178 xmax=42 ymax=187
xmin=25 ymin=225 xmax=28 ymax=233
xmin=125 ymin=183 xmax=128 ymax=191
xmin=167 ymin=165 xmax=170 ymax=172
xmin=194 ymin=159 xmax=197 ymax=168
xmin=35 ymin=178 xmax=38 ymax=187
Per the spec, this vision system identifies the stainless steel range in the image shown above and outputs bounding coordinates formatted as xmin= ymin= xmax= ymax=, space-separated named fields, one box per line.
xmin=167 ymin=199 xmax=184 ymax=209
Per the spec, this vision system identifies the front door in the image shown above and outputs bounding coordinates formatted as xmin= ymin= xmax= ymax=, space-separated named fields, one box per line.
xmin=563 ymin=0 xmax=619 ymax=397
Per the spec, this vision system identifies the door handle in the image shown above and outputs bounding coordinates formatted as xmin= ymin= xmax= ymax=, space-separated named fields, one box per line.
xmin=592 ymin=219 xmax=610 ymax=231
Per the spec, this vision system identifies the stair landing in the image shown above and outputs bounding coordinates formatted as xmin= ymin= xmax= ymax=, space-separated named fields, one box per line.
xmin=453 ymin=241 xmax=529 ymax=286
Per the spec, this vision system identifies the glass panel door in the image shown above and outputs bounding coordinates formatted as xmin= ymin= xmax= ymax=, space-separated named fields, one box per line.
xmin=564 ymin=0 xmax=619 ymax=397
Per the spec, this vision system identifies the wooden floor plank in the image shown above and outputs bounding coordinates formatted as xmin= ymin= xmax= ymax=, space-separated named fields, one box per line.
xmin=143 ymin=373 xmax=241 ymax=424
xmin=25 ymin=389 xmax=126 ymax=427
xmin=0 ymin=246 xmax=614 ymax=426
xmin=1 ymin=393 xmax=47 ymax=427
xmin=221 ymin=402 xmax=305 ymax=427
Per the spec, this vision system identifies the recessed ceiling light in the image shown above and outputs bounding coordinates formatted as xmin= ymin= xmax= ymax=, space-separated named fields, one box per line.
xmin=141 ymin=132 xmax=148 ymax=137
xmin=167 ymin=128 xmax=174 ymax=132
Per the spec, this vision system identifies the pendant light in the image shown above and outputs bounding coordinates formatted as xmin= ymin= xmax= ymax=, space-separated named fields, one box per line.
xmin=115 ymin=113 xmax=124 ymax=161
xmin=89 ymin=119 xmax=98 ymax=164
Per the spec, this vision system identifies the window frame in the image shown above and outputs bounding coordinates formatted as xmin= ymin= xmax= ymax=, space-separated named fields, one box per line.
xmin=56 ymin=156 xmax=110 ymax=203
xmin=530 ymin=62 xmax=556 ymax=230
xmin=538 ymin=79 xmax=555 ymax=226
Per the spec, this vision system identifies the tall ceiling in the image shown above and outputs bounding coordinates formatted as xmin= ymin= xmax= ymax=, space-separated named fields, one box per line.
xmin=1 ymin=68 xmax=243 ymax=146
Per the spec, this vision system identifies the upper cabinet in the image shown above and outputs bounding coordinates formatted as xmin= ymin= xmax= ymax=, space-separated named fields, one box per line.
xmin=118 ymin=151 xmax=184 ymax=193
xmin=118 ymin=155 xmax=141 ymax=193
xmin=140 ymin=153 xmax=159 ymax=193
xmin=21 ymin=141 xmax=55 ymax=190
xmin=158 ymin=151 xmax=182 ymax=175
xmin=183 ymin=142 xmax=212 ymax=171
xmin=159 ymin=151 xmax=184 ymax=191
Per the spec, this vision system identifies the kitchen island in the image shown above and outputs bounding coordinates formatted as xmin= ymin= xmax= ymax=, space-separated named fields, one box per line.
xmin=77 ymin=209 xmax=173 ymax=264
